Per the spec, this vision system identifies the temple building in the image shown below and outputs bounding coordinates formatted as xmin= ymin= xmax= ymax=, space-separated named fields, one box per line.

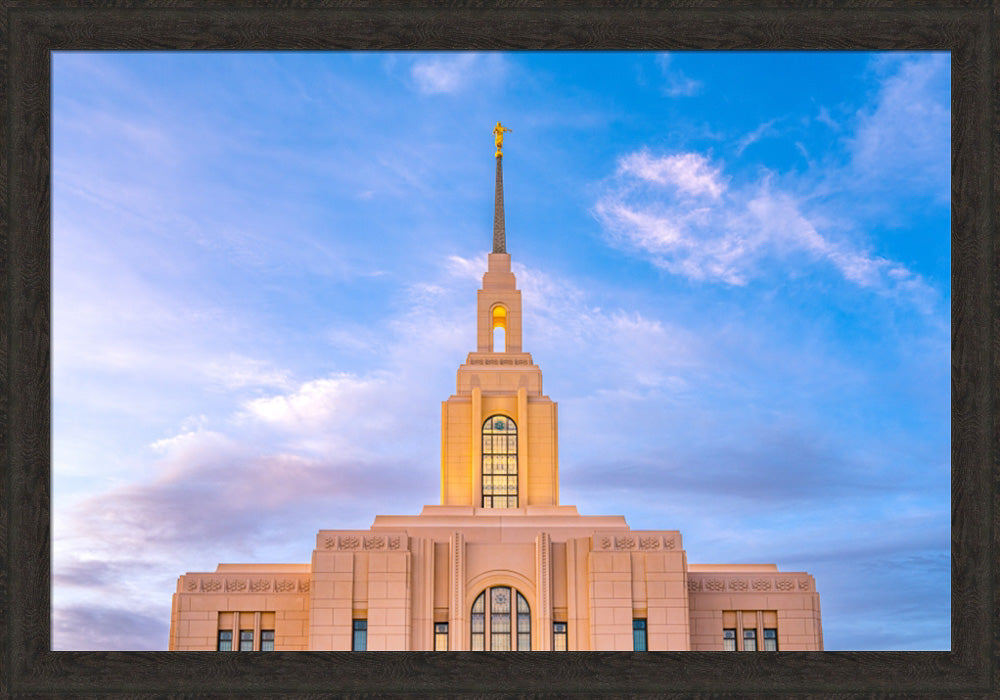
xmin=168 ymin=126 xmax=824 ymax=652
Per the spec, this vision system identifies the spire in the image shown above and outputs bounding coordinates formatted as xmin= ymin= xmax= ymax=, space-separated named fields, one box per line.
xmin=491 ymin=122 xmax=511 ymax=254
xmin=493 ymin=155 xmax=505 ymax=254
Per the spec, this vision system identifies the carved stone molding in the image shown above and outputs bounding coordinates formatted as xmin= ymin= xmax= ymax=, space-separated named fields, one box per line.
xmin=687 ymin=574 xmax=808 ymax=594
xmin=594 ymin=532 xmax=677 ymax=551
xmin=320 ymin=532 xmax=407 ymax=551
xmin=615 ymin=536 xmax=635 ymax=550
xmin=189 ymin=576 xmax=308 ymax=594
xmin=471 ymin=358 xmax=531 ymax=366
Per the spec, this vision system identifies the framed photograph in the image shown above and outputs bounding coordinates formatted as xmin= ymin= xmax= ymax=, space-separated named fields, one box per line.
xmin=6 ymin=3 xmax=993 ymax=697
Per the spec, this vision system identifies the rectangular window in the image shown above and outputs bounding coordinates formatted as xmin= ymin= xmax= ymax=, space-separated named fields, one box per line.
xmin=217 ymin=630 xmax=233 ymax=652
xmin=260 ymin=630 xmax=275 ymax=651
xmin=239 ymin=630 xmax=254 ymax=651
xmin=434 ymin=622 xmax=448 ymax=651
xmin=352 ymin=620 xmax=367 ymax=651
xmin=723 ymin=628 xmax=737 ymax=651
xmin=632 ymin=619 xmax=647 ymax=651
xmin=743 ymin=628 xmax=757 ymax=651
xmin=763 ymin=628 xmax=778 ymax=651
xmin=553 ymin=622 xmax=568 ymax=651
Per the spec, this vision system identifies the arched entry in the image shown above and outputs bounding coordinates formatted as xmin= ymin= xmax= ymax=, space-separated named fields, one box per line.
xmin=470 ymin=586 xmax=530 ymax=650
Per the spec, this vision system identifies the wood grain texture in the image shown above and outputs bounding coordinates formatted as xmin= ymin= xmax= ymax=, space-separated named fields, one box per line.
xmin=1 ymin=0 xmax=995 ymax=697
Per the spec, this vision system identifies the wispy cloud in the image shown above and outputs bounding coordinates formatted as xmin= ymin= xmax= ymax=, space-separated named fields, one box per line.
xmin=735 ymin=118 xmax=781 ymax=156
xmin=410 ymin=53 xmax=507 ymax=95
xmin=594 ymin=148 xmax=935 ymax=306
xmin=656 ymin=54 xmax=702 ymax=97
xmin=849 ymin=54 xmax=949 ymax=197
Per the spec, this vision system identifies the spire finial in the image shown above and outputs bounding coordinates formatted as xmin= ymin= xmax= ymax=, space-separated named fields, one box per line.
xmin=493 ymin=121 xmax=511 ymax=158
xmin=492 ymin=122 xmax=509 ymax=254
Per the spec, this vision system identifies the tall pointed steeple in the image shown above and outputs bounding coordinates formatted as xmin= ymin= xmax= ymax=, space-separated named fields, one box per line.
xmin=493 ymin=155 xmax=506 ymax=254
xmin=491 ymin=121 xmax=512 ymax=254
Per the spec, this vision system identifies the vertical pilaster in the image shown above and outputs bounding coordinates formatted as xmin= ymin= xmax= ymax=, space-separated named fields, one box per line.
xmin=449 ymin=531 xmax=466 ymax=650
xmin=517 ymin=387 xmax=528 ymax=507
xmin=472 ymin=387 xmax=482 ymax=507
xmin=422 ymin=537 xmax=434 ymax=650
xmin=230 ymin=612 xmax=239 ymax=652
xmin=535 ymin=532 xmax=552 ymax=650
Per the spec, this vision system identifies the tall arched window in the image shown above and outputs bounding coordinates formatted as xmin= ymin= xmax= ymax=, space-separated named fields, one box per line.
xmin=482 ymin=415 xmax=517 ymax=508
xmin=470 ymin=586 xmax=531 ymax=650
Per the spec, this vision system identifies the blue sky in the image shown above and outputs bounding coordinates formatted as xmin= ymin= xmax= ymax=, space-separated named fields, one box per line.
xmin=52 ymin=51 xmax=950 ymax=651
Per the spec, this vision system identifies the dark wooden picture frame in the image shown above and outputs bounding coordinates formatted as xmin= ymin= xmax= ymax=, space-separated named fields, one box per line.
xmin=2 ymin=2 xmax=994 ymax=696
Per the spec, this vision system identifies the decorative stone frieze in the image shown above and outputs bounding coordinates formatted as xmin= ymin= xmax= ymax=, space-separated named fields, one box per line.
xmin=687 ymin=574 xmax=811 ymax=594
xmin=615 ymin=536 xmax=635 ymax=550
xmin=186 ymin=576 xmax=308 ymax=594
xmin=470 ymin=358 xmax=532 ymax=365
xmin=317 ymin=532 xmax=409 ymax=551
xmin=639 ymin=536 xmax=660 ymax=550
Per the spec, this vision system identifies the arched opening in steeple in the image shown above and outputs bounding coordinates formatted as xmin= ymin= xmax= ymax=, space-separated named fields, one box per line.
xmin=491 ymin=304 xmax=507 ymax=353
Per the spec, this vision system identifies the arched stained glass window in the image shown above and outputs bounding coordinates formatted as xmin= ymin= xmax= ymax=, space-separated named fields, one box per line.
xmin=482 ymin=415 xmax=517 ymax=508
xmin=470 ymin=586 xmax=531 ymax=651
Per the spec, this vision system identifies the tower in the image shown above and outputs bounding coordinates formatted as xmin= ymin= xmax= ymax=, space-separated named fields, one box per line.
xmin=439 ymin=129 xmax=560 ymax=510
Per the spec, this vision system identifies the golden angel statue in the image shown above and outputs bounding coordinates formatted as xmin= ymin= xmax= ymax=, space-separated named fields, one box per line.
xmin=493 ymin=121 xmax=512 ymax=157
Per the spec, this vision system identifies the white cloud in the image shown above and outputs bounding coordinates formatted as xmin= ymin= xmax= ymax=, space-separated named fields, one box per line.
xmin=618 ymin=150 xmax=726 ymax=199
xmin=849 ymin=54 xmax=949 ymax=196
xmin=735 ymin=118 xmax=781 ymax=156
xmin=595 ymin=149 xmax=936 ymax=304
xmin=656 ymin=54 xmax=702 ymax=97
xmin=410 ymin=53 xmax=507 ymax=95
